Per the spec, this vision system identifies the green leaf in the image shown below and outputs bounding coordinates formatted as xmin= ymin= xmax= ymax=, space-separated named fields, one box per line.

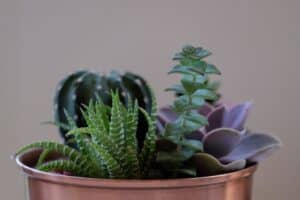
xmin=109 ymin=93 xmax=126 ymax=163
xmin=139 ymin=108 xmax=157 ymax=178
xmin=173 ymin=95 xmax=189 ymax=111
xmin=163 ymin=122 xmax=183 ymax=138
xmin=206 ymin=80 xmax=220 ymax=91
xmin=89 ymin=143 xmax=124 ymax=178
xmin=195 ymin=48 xmax=211 ymax=59
xmin=181 ymin=139 xmax=203 ymax=152
xmin=205 ymin=64 xmax=221 ymax=75
xmin=168 ymin=65 xmax=198 ymax=75
xmin=165 ymin=84 xmax=185 ymax=94
xmin=184 ymin=112 xmax=208 ymax=126
xmin=190 ymin=95 xmax=205 ymax=107
xmin=193 ymin=89 xmax=218 ymax=101
xmin=169 ymin=64 xmax=206 ymax=75
xmin=37 ymin=160 xmax=89 ymax=177
xmin=181 ymin=75 xmax=207 ymax=94
xmin=36 ymin=149 xmax=51 ymax=167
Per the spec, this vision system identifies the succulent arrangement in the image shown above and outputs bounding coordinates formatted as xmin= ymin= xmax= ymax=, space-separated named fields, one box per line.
xmin=15 ymin=45 xmax=280 ymax=179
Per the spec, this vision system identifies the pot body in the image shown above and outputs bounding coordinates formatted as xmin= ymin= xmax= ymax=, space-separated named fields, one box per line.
xmin=16 ymin=150 xmax=257 ymax=200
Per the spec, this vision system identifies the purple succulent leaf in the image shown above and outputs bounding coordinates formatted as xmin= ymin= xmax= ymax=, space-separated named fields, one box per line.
xmin=223 ymin=102 xmax=252 ymax=131
xmin=197 ymin=102 xmax=215 ymax=116
xmin=203 ymin=128 xmax=242 ymax=158
xmin=193 ymin=153 xmax=246 ymax=176
xmin=247 ymin=143 xmax=281 ymax=162
xmin=158 ymin=106 xmax=177 ymax=125
xmin=205 ymin=105 xmax=227 ymax=132
xmin=220 ymin=133 xmax=281 ymax=163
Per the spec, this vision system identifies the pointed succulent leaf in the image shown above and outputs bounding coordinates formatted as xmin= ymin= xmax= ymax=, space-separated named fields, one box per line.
xmin=220 ymin=133 xmax=281 ymax=163
xmin=203 ymin=128 xmax=242 ymax=158
xmin=37 ymin=160 xmax=90 ymax=177
xmin=206 ymin=105 xmax=226 ymax=132
xmin=139 ymin=108 xmax=157 ymax=177
xmin=122 ymin=72 xmax=153 ymax=150
xmin=15 ymin=141 xmax=97 ymax=174
xmin=89 ymin=143 xmax=124 ymax=178
xmin=223 ymin=102 xmax=252 ymax=131
xmin=109 ymin=93 xmax=126 ymax=159
xmin=36 ymin=149 xmax=51 ymax=167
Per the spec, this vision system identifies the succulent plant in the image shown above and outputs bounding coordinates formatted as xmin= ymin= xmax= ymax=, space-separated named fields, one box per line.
xmin=16 ymin=91 xmax=157 ymax=179
xmin=158 ymin=102 xmax=281 ymax=176
xmin=54 ymin=70 xmax=153 ymax=149
xmin=154 ymin=45 xmax=222 ymax=177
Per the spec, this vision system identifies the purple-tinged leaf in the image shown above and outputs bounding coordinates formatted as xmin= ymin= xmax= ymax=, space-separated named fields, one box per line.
xmin=197 ymin=102 xmax=214 ymax=116
xmin=193 ymin=153 xmax=246 ymax=176
xmin=158 ymin=107 xmax=177 ymax=125
xmin=223 ymin=102 xmax=252 ymax=131
xmin=203 ymin=128 xmax=242 ymax=158
xmin=205 ymin=105 xmax=226 ymax=132
xmin=220 ymin=133 xmax=281 ymax=163
xmin=248 ymin=143 xmax=281 ymax=162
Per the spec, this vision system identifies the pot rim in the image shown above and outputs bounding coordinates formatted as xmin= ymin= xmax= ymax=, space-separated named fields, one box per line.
xmin=16 ymin=149 xmax=257 ymax=189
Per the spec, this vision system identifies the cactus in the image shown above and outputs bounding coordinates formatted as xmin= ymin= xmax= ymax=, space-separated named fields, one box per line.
xmin=54 ymin=70 xmax=152 ymax=149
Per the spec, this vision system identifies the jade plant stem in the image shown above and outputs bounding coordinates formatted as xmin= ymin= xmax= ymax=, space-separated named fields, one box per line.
xmin=156 ymin=45 xmax=221 ymax=177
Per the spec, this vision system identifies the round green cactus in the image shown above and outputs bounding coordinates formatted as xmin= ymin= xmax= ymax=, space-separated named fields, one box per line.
xmin=54 ymin=70 xmax=153 ymax=149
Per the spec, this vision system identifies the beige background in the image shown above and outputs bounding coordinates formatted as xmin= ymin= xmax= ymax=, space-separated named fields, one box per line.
xmin=1 ymin=0 xmax=299 ymax=199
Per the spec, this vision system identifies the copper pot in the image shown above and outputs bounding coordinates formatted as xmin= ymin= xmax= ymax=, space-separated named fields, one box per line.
xmin=16 ymin=149 xmax=257 ymax=200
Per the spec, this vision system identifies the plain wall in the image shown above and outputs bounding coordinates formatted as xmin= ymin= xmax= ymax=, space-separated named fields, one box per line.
xmin=1 ymin=0 xmax=299 ymax=199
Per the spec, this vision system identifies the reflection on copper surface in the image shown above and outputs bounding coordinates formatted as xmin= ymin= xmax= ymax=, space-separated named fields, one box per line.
xmin=16 ymin=149 xmax=257 ymax=200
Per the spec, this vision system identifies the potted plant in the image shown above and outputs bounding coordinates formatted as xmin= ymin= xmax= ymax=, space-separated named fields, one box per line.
xmin=15 ymin=45 xmax=280 ymax=200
